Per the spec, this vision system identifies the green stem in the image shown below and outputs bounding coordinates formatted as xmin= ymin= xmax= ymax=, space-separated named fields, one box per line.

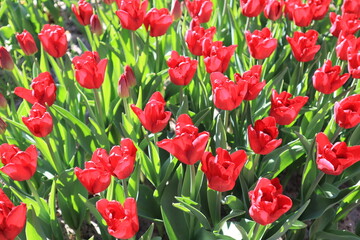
xmin=84 ymin=25 xmax=96 ymax=51
xmin=156 ymin=37 xmax=161 ymax=73
xmin=251 ymin=223 xmax=268 ymax=240
xmin=179 ymin=85 xmax=184 ymax=106
xmin=304 ymin=171 xmax=325 ymax=201
xmin=131 ymin=31 xmax=137 ymax=61
xmin=44 ymin=136 xmax=64 ymax=173
xmin=122 ymin=179 xmax=128 ymax=198
xmin=331 ymin=127 xmax=342 ymax=143
xmin=27 ymin=180 xmax=42 ymax=205
xmin=93 ymin=88 xmax=105 ymax=128
xmin=215 ymin=191 xmax=222 ymax=225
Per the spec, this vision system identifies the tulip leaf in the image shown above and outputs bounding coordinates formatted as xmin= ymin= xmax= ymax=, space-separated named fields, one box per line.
xmin=214 ymin=210 xmax=245 ymax=232
xmin=174 ymin=196 xmax=212 ymax=230
xmin=139 ymin=223 xmax=155 ymax=240
xmin=26 ymin=207 xmax=47 ymax=240
xmin=315 ymin=230 xmax=360 ymax=240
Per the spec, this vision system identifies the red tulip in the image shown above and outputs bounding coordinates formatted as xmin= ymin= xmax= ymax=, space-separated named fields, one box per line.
xmin=0 ymin=188 xmax=27 ymax=240
xmin=0 ymin=47 xmax=14 ymax=71
xmin=202 ymin=39 xmax=237 ymax=73
xmin=167 ymin=51 xmax=198 ymax=86
xmin=185 ymin=20 xmax=216 ymax=56
xmin=240 ymin=0 xmax=266 ymax=17
xmin=109 ymin=138 xmax=137 ymax=180
xmin=14 ymin=72 xmax=57 ymax=106
xmin=249 ymin=178 xmax=292 ymax=225
xmin=116 ymin=0 xmax=148 ymax=31
xmin=157 ymin=114 xmax=210 ymax=165
xmin=316 ymin=132 xmax=360 ymax=175
xmin=264 ymin=0 xmax=284 ymax=21
xmin=38 ymin=24 xmax=68 ymax=58
xmin=201 ymin=148 xmax=247 ymax=192
xmin=329 ymin=13 xmax=360 ymax=38
xmin=245 ymin=27 xmax=277 ymax=60
xmin=270 ymin=90 xmax=308 ymax=125
xmin=96 ymin=198 xmax=139 ymax=239
xmin=72 ymin=51 xmax=108 ymax=89
xmin=90 ymin=15 xmax=103 ymax=35
xmin=284 ymin=0 xmax=300 ymax=20
xmin=185 ymin=0 xmax=213 ymax=24
xmin=334 ymin=94 xmax=360 ymax=129
xmin=144 ymin=8 xmax=173 ymax=37
xmin=234 ymin=65 xmax=265 ymax=101
xmin=312 ymin=60 xmax=350 ymax=94
xmin=131 ymin=92 xmax=171 ymax=133
xmin=248 ymin=116 xmax=282 ymax=155
xmin=75 ymin=148 xmax=112 ymax=194
xmin=348 ymin=48 xmax=360 ymax=79
xmin=308 ymin=0 xmax=330 ymax=20
xmin=0 ymin=144 xmax=37 ymax=181
xmin=171 ymin=0 xmax=183 ymax=20
xmin=336 ymin=33 xmax=360 ymax=61
xmin=286 ymin=30 xmax=320 ymax=62
xmin=210 ymin=72 xmax=248 ymax=111
xmin=292 ymin=3 xmax=313 ymax=27
xmin=16 ymin=30 xmax=38 ymax=56
xmin=342 ymin=0 xmax=360 ymax=18
xmin=118 ymin=66 xmax=136 ymax=98
xmin=71 ymin=0 xmax=93 ymax=26
xmin=22 ymin=103 xmax=53 ymax=138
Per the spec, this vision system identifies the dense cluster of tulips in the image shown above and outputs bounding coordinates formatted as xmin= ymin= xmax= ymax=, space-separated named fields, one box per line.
xmin=0 ymin=0 xmax=360 ymax=239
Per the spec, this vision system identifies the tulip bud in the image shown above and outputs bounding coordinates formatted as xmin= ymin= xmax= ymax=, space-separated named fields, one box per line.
xmin=0 ymin=118 xmax=7 ymax=134
xmin=171 ymin=0 xmax=182 ymax=20
xmin=0 ymin=93 xmax=7 ymax=110
xmin=117 ymin=74 xmax=130 ymax=98
xmin=16 ymin=30 xmax=38 ymax=56
xmin=124 ymin=65 xmax=136 ymax=87
xmin=0 ymin=47 xmax=14 ymax=71
xmin=90 ymin=15 xmax=103 ymax=35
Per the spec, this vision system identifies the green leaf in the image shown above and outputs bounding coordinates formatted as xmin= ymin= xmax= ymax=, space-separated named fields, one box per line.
xmin=315 ymin=230 xmax=360 ymax=240
xmin=139 ymin=223 xmax=155 ymax=240
xmin=214 ymin=210 xmax=245 ymax=232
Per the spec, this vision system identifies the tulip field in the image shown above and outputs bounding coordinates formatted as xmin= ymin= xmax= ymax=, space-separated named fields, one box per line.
xmin=1 ymin=0 xmax=360 ymax=239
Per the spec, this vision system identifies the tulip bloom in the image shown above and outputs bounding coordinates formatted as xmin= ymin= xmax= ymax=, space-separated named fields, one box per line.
xmin=264 ymin=0 xmax=283 ymax=21
xmin=234 ymin=65 xmax=265 ymax=101
xmin=284 ymin=0 xmax=300 ymax=20
xmin=316 ymin=132 xmax=360 ymax=175
xmin=131 ymin=92 xmax=171 ymax=133
xmin=270 ymin=90 xmax=308 ymax=125
xmin=90 ymin=15 xmax=103 ymax=35
xmin=245 ymin=28 xmax=277 ymax=60
xmin=116 ymin=0 xmax=148 ymax=31
xmin=185 ymin=0 xmax=213 ymax=24
xmin=248 ymin=117 xmax=282 ymax=155
xmin=97 ymin=198 xmax=139 ymax=239
xmin=185 ymin=20 xmax=216 ymax=56
xmin=22 ymin=103 xmax=53 ymax=138
xmin=348 ymin=49 xmax=360 ymax=79
xmin=336 ymin=33 xmax=359 ymax=61
xmin=240 ymin=0 xmax=266 ymax=17
xmin=38 ymin=24 xmax=68 ymax=58
xmin=15 ymin=72 xmax=57 ymax=106
xmin=312 ymin=60 xmax=350 ymax=94
xmin=167 ymin=51 xmax=198 ymax=86
xmin=249 ymin=178 xmax=292 ymax=225
xmin=202 ymin=39 xmax=237 ymax=73
xmin=210 ymin=72 xmax=248 ymax=111
xmin=0 ymin=47 xmax=14 ymax=71
xmin=118 ymin=65 xmax=136 ymax=98
xmin=329 ymin=13 xmax=360 ymax=38
xmin=308 ymin=0 xmax=330 ymax=20
xmin=109 ymin=138 xmax=137 ymax=180
xmin=16 ymin=30 xmax=38 ymax=56
xmin=201 ymin=148 xmax=247 ymax=192
xmin=286 ymin=30 xmax=320 ymax=62
xmin=72 ymin=51 xmax=108 ymax=89
xmin=292 ymin=3 xmax=313 ymax=27
xmin=342 ymin=0 xmax=360 ymax=17
xmin=157 ymin=114 xmax=210 ymax=165
xmin=71 ymin=0 xmax=93 ymax=26
xmin=334 ymin=94 xmax=360 ymax=129
xmin=171 ymin=0 xmax=183 ymax=20
xmin=143 ymin=8 xmax=173 ymax=37
xmin=0 ymin=144 xmax=37 ymax=181
xmin=0 ymin=188 xmax=27 ymax=239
